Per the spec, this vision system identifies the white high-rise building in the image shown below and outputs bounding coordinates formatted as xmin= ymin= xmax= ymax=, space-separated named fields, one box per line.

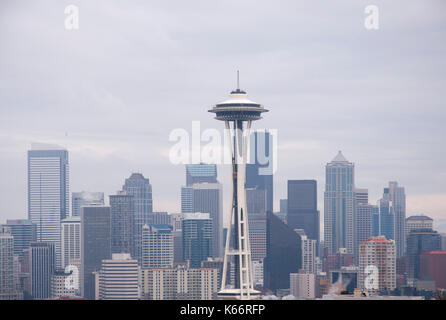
xmin=61 ymin=216 xmax=81 ymax=295
xmin=300 ymin=234 xmax=316 ymax=274
xmin=0 ymin=226 xmax=15 ymax=298
xmin=141 ymin=264 xmax=218 ymax=300
xmin=28 ymin=144 xmax=69 ymax=268
xmin=358 ymin=236 xmax=396 ymax=295
xmin=252 ymin=260 xmax=264 ymax=287
xmin=142 ymin=224 xmax=173 ymax=269
xmin=324 ymin=151 xmax=355 ymax=255
xmin=290 ymin=272 xmax=315 ymax=299
xmin=96 ymin=253 xmax=140 ymax=300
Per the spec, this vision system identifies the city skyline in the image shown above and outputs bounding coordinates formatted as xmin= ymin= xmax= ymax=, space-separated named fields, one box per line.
xmin=1 ymin=1 xmax=445 ymax=234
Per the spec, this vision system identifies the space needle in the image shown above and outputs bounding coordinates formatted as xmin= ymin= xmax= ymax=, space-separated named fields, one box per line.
xmin=209 ymin=72 xmax=268 ymax=300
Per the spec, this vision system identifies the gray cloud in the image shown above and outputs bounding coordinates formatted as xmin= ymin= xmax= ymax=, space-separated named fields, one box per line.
xmin=0 ymin=0 xmax=445 ymax=231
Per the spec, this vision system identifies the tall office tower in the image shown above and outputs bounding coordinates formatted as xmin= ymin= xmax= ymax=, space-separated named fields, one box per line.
xmin=141 ymin=224 xmax=173 ymax=268
xmin=388 ymin=181 xmax=406 ymax=258
xmin=72 ymin=191 xmax=104 ymax=217
xmin=275 ymin=199 xmax=287 ymax=223
xmin=246 ymin=131 xmax=274 ymax=213
xmin=30 ymin=242 xmax=55 ymax=299
xmin=182 ymin=213 xmax=213 ymax=268
xmin=96 ymin=253 xmax=140 ymax=300
xmin=28 ymin=144 xmax=69 ymax=268
xmin=248 ymin=213 xmax=267 ymax=262
xmin=169 ymin=213 xmax=184 ymax=232
xmin=371 ymin=206 xmax=380 ymax=237
xmin=378 ymin=193 xmax=394 ymax=241
xmin=186 ymin=163 xmax=218 ymax=186
xmin=354 ymin=188 xmax=368 ymax=204
xmin=61 ymin=216 xmax=81 ymax=293
xmin=181 ymin=186 xmax=194 ymax=213
xmin=209 ymin=80 xmax=268 ymax=299
xmin=406 ymin=229 xmax=441 ymax=280
xmin=264 ymin=212 xmax=302 ymax=293
xmin=299 ymin=233 xmax=317 ymax=274
xmin=81 ymin=205 xmax=111 ymax=300
xmin=358 ymin=236 xmax=396 ymax=295
xmin=190 ymin=183 xmax=223 ymax=258
xmin=246 ymin=188 xmax=267 ymax=215
xmin=0 ymin=227 xmax=15 ymax=298
xmin=355 ymin=203 xmax=373 ymax=262
xmin=122 ymin=173 xmax=153 ymax=264
xmin=287 ymin=180 xmax=320 ymax=249
xmin=290 ymin=271 xmax=316 ymax=299
xmin=406 ymin=215 xmax=433 ymax=236
xmin=149 ymin=212 xmax=171 ymax=225
xmin=3 ymin=220 xmax=37 ymax=262
xmin=324 ymin=151 xmax=355 ymax=255
xmin=110 ymin=191 xmax=135 ymax=256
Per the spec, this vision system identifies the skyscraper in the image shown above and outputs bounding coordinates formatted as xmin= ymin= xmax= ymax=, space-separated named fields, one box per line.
xmin=110 ymin=191 xmax=135 ymax=256
xmin=378 ymin=193 xmax=394 ymax=241
xmin=287 ymin=180 xmax=319 ymax=248
xmin=186 ymin=163 xmax=217 ymax=186
xmin=81 ymin=205 xmax=111 ymax=300
xmin=358 ymin=236 xmax=396 ymax=295
xmin=246 ymin=188 xmax=267 ymax=215
xmin=181 ymin=183 xmax=223 ymax=258
xmin=406 ymin=215 xmax=433 ymax=236
xmin=246 ymin=131 xmax=274 ymax=213
xmin=142 ymin=224 xmax=173 ymax=268
xmin=324 ymin=151 xmax=355 ymax=255
xmin=209 ymin=79 xmax=268 ymax=299
xmin=182 ymin=213 xmax=213 ymax=268
xmin=0 ymin=226 xmax=15 ymax=298
xmin=388 ymin=182 xmax=406 ymax=258
xmin=61 ymin=216 xmax=81 ymax=269
xmin=28 ymin=144 xmax=69 ymax=268
xmin=123 ymin=173 xmax=153 ymax=264
xmin=72 ymin=191 xmax=104 ymax=217
xmin=355 ymin=203 xmax=373 ymax=261
xmin=96 ymin=253 xmax=140 ymax=300
xmin=264 ymin=212 xmax=302 ymax=293
xmin=30 ymin=242 xmax=55 ymax=299
xmin=2 ymin=219 xmax=37 ymax=262
xmin=406 ymin=229 xmax=441 ymax=280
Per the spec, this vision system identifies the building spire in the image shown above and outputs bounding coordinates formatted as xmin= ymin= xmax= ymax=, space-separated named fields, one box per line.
xmin=237 ymin=70 xmax=240 ymax=90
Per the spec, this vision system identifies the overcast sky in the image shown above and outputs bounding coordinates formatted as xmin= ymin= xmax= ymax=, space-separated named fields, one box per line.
xmin=1 ymin=0 xmax=445 ymax=232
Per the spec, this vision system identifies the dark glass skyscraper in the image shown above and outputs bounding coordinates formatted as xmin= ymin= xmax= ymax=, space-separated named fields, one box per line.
xmin=182 ymin=213 xmax=213 ymax=268
xmin=110 ymin=192 xmax=135 ymax=257
xmin=3 ymin=219 xmax=37 ymax=262
xmin=246 ymin=131 xmax=274 ymax=213
xmin=287 ymin=180 xmax=319 ymax=246
xmin=30 ymin=242 xmax=55 ymax=299
xmin=81 ymin=205 xmax=111 ymax=300
xmin=186 ymin=164 xmax=217 ymax=186
xmin=264 ymin=212 xmax=301 ymax=293
xmin=122 ymin=173 xmax=152 ymax=264
xmin=406 ymin=229 xmax=441 ymax=279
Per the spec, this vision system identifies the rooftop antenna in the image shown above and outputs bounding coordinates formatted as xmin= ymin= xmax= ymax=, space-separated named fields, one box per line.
xmin=237 ymin=70 xmax=240 ymax=90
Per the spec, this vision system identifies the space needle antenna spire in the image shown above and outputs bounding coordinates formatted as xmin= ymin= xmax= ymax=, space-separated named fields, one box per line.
xmin=209 ymin=74 xmax=269 ymax=300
